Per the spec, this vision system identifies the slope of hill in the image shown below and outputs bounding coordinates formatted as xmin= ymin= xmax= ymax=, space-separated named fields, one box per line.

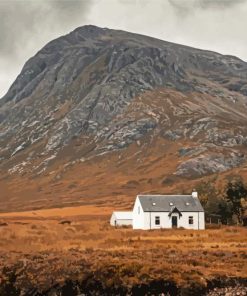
xmin=1 ymin=25 xmax=247 ymax=211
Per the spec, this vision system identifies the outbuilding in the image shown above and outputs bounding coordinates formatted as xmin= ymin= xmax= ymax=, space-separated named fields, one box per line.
xmin=110 ymin=211 xmax=133 ymax=227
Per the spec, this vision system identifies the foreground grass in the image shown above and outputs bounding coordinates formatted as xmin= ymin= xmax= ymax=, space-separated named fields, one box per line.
xmin=0 ymin=207 xmax=246 ymax=294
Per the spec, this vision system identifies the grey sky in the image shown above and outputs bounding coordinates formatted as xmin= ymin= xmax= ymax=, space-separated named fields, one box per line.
xmin=1 ymin=0 xmax=247 ymax=98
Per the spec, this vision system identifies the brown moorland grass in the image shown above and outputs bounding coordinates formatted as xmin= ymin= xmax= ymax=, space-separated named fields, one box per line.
xmin=0 ymin=205 xmax=246 ymax=293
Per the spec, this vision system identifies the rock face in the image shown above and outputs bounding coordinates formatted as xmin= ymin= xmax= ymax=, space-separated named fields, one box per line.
xmin=1 ymin=25 xmax=247 ymax=209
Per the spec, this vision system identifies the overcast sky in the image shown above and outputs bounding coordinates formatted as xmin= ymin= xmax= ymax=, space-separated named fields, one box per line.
xmin=1 ymin=0 xmax=247 ymax=98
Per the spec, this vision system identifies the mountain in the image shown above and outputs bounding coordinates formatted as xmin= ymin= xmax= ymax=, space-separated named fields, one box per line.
xmin=1 ymin=25 xmax=247 ymax=212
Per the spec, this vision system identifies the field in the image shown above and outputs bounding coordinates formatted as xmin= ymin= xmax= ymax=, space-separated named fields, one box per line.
xmin=0 ymin=205 xmax=247 ymax=295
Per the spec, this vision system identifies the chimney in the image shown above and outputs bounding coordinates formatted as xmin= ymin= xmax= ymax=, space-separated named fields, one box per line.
xmin=192 ymin=189 xmax=198 ymax=198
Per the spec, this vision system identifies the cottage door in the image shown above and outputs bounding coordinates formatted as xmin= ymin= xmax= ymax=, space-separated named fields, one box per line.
xmin=172 ymin=216 xmax=178 ymax=228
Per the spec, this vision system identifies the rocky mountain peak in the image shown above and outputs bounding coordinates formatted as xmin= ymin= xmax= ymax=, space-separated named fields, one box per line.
xmin=1 ymin=26 xmax=247 ymax=211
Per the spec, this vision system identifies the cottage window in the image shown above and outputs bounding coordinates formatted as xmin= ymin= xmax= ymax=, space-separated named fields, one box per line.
xmin=189 ymin=216 xmax=194 ymax=225
xmin=155 ymin=216 xmax=160 ymax=225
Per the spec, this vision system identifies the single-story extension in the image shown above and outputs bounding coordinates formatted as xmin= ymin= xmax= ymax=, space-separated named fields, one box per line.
xmin=110 ymin=211 xmax=133 ymax=226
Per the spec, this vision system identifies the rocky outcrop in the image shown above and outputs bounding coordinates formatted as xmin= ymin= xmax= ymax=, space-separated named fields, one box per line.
xmin=176 ymin=152 xmax=246 ymax=177
xmin=207 ymin=285 xmax=247 ymax=296
xmin=1 ymin=25 xmax=247 ymax=183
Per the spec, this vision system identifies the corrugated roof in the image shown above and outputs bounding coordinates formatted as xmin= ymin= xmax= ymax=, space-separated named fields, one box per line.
xmin=112 ymin=211 xmax=133 ymax=219
xmin=138 ymin=195 xmax=204 ymax=212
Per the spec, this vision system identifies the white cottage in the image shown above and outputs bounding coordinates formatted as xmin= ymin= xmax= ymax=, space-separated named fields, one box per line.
xmin=110 ymin=211 xmax=133 ymax=226
xmin=132 ymin=192 xmax=205 ymax=230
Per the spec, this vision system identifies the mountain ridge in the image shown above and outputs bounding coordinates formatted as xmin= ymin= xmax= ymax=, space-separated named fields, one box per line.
xmin=1 ymin=25 xmax=247 ymax=211
xmin=2 ymin=24 xmax=247 ymax=106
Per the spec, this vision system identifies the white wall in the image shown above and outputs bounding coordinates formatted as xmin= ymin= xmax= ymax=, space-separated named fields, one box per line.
xmin=132 ymin=197 xmax=145 ymax=229
xmin=110 ymin=213 xmax=117 ymax=226
xmin=139 ymin=211 xmax=205 ymax=230
xmin=176 ymin=211 xmax=205 ymax=230
xmin=110 ymin=213 xmax=132 ymax=226
xmin=199 ymin=212 xmax=205 ymax=230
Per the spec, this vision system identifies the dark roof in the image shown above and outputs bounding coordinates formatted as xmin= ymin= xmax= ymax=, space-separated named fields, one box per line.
xmin=138 ymin=195 xmax=204 ymax=212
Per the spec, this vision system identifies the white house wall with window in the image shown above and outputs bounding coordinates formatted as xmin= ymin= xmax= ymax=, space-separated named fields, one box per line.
xmin=132 ymin=192 xmax=205 ymax=230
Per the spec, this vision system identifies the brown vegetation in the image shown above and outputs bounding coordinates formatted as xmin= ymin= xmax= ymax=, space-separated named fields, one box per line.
xmin=0 ymin=206 xmax=246 ymax=294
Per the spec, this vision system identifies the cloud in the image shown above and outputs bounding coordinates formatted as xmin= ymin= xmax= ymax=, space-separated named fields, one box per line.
xmin=0 ymin=0 xmax=94 ymax=97
xmin=195 ymin=0 xmax=245 ymax=9
xmin=168 ymin=0 xmax=245 ymax=14
xmin=1 ymin=0 xmax=247 ymax=98
xmin=0 ymin=0 xmax=93 ymax=58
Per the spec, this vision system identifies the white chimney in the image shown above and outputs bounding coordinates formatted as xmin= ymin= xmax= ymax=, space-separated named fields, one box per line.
xmin=192 ymin=190 xmax=198 ymax=198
